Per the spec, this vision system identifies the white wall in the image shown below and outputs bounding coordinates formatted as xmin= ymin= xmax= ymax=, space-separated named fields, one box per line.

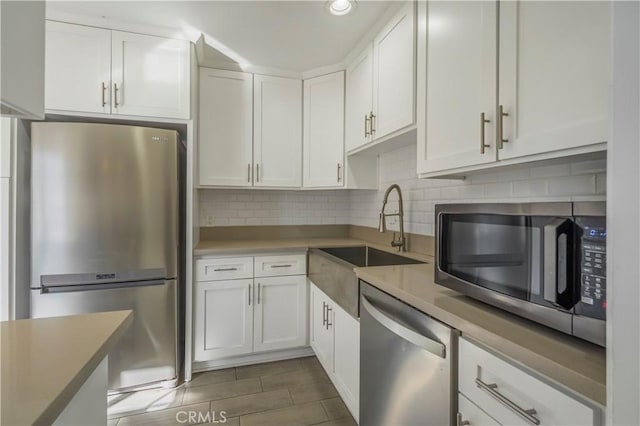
xmin=351 ymin=144 xmax=606 ymax=235
xmin=199 ymin=189 xmax=350 ymax=226
xmin=607 ymin=1 xmax=640 ymax=424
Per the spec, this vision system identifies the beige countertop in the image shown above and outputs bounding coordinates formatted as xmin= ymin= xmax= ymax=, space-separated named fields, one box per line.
xmin=355 ymin=263 xmax=606 ymax=406
xmin=1 ymin=310 xmax=133 ymax=425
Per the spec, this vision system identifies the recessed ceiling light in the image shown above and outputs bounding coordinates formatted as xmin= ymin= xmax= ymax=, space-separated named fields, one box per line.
xmin=327 ymin=0 xmax=354 ymax=16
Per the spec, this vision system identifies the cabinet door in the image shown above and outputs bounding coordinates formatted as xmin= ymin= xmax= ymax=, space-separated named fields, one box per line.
xmin=45 ymin=21 xmax=111 ymax=114
xmin=309 ymin=283 xmax=334 ymax=372
xmin=303 ymin=72 xmax=345 ymax=188
xmin=417 ymin=1 xmax=497 ymax=174
xmin=111 ymin=31 xmax=190 ymax=119
xmin=333 ymin=304 xmax=360 ymax=422
xmin=254 ymin=75 xmax=302 ymax=188
xmin=254 ymin=276 xmax=307 ymax=352
xmin=199 ymin=68 xmax=253 ymax=187
xmin=498 ymin=1 xmax=610 ymax=160
xmin=194 ymin=279 xmax=254 ymax=361
xmin=372 ymin=1 xmax=416 ymax=140
xmin=345 ymin=44 xmax=374 ymax=152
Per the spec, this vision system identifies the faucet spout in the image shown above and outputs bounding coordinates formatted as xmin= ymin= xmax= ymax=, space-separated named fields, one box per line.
xmin=378 ymin=184 xmax=406 ymax=252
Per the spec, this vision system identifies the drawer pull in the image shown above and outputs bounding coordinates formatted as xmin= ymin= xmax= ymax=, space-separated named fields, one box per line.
xmin=270 ymin=264 xmax=293 ymax=268
xmin=213 ymin=267 xmax=239 ymax=272
xmin=456 ymin=413 xmax=470 ymax=426
xmin=475 ymin=377 xmax=540 ymax=425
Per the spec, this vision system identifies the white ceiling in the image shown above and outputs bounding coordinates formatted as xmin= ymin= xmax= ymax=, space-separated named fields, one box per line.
xmin=46 ymin=1 xmax=394 ymax=72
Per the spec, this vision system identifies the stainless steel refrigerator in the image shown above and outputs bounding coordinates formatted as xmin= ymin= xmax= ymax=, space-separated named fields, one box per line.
xmin=30 ymin=122 xmax=180 ymax=392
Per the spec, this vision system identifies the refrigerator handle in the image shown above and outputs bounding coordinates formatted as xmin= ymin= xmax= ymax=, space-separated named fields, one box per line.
xmin=41 ymin=279 xmax=166 ymax=294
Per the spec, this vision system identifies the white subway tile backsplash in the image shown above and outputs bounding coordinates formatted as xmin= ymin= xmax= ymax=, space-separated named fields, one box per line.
xmin=199 ymin=146 xmax=606 ymax=237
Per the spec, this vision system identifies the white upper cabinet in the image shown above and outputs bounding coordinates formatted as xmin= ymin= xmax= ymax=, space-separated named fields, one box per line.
xmin=417 ymin=0 xmax=610 ymax=177
xmin=199 ymin=68 xmax=253 ymax=187
xmin=417 ymin=1 xmax=498 ymax=174
xmin=111 ymin=31 xmax=190 ymax=119
xmin=303 ymin=71 xmax=345 ymax=188
xmin=372 ymin=1 xmax=416 ymax=141
xmin=1 ymin=1 xmax=45 ymax=119
xmin=345 ymin=1 xmax=416 ymax=153
xmin=45 ymin=22 xmax=111 ymax=114
xmin=253 ymin=75 xmax=302 ymax=188
xmin=44 ymin=21 xmax=190 ymax=120
xmin=497 ymin=1 xmax=610 ymax=160
xmin=345 ymin=45 xmax=374 ymax=152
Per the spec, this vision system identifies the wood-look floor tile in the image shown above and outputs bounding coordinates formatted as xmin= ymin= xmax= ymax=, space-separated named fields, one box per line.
xmin=209 ymin=388 xmax=292 ymax=418
xmin=289 ymin=381 xmax=338 ymax=404
xmin=117 ymin=402 xmax=210 ymax=426
xmin=298 ymin=356 xmax=323 ymax=372
xmin=236 ymin=358 xmax=303 ymax=380
xmin=260 ymin=367 xmax=330 ymax=391
xmin=320 ymin=397 xmax=351 ymax=420
xmin=108 ymin=387 xmax=185 ymax=418
xmin=239 ymin=401 xmax=328 ymax=426
xmin=188 ymin=368 xmax=237 ymax=388
xmin=182 ymin=378 xmax=262 ymax=405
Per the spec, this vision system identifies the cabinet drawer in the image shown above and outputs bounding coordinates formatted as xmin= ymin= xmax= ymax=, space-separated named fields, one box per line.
xmin=458 ymin=393 xmax=500 ymax=426
xmin=196 ymin=257 xmax=253 ymax=281
xmin=459 ymin=338 xmax=596 ymax=426
xmin=254 ymin=254 xmax=306 ymax=277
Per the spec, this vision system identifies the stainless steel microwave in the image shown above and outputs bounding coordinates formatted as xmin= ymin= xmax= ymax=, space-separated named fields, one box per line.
xmin=435 ymin=202 xmax=606 ymax=346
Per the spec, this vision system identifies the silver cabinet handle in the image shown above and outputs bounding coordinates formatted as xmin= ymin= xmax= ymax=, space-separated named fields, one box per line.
xmin=213 ymin=267 xmax=238 ymax=272
xmin=256 ymin=163 xmax=260 ymax=183
xmin=257 ymin=283 xmax=261 ymax=304
xmin=361 ymin=296 xmax=446 ymax=358
xmin=337 ymin=163 xmax=342 ymax=183
xmin=248 ymin=163 xmax=251 ymax=183
xmin=270 ymin=264 xmax=292 ymax=268
xmin=456 ymin=413 xmax=470 ymax=426
xmin=101 ymin=82 xmax=107 ymax=107
xmin=480 ymin=112 xmax=490 ymax=154
xmin=475 ymin=377 xmax=540 ymax=425
xmin=498 ymin=105 xmax=509 ymax=149
xmin=113 ymin=83 xmax=120 ymax=107
xmin=248 ymin=283 xmax=252 ymax=306
xmin=364 ymin=114 xmax=371 ymax=137
xmin=322 ymin=301 xmax=327 ymax=326
xmin=370 ymin=112 xmax=376 ymax=134
xmin=326 ymin=306 xmax=333 ymax=329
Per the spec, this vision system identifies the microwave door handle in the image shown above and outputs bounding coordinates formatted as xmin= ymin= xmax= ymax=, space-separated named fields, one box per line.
xmin=544 ymin=218 xmax=575 ymax=309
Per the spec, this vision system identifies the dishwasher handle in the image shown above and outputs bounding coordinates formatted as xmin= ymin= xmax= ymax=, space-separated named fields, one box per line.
xmin=361 ymin=296 xmax=446 ymax=358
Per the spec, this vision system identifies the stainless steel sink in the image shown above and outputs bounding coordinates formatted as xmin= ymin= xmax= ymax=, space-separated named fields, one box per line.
xmin=318 ymin=246 xmax=424 ymax=268
xmin=308 ymin=246 xmax=425 ymax=319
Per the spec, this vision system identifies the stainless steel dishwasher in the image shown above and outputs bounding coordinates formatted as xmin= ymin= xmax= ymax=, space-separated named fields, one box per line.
xmin=360 ymin=282 xmax=457 ymax=426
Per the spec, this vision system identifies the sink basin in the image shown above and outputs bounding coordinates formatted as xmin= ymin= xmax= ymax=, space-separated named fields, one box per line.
xmin=308 ymin=246 xmax=425 ymax=319
xmin=318 ymin=246 xmax=424 ymax=267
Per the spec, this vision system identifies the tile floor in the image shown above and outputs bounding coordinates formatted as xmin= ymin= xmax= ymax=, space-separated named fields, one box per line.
xmin=107 ymin=356 xmax=357 ymax=426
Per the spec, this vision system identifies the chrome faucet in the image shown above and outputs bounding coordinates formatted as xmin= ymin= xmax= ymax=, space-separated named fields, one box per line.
xmin=378 ymin=184 xmax=406 ymax=252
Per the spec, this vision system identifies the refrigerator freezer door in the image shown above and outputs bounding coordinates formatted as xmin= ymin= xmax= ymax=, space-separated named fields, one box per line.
xmin=31 ymin=122 xmax=179 ymax=287
xmin=31 ymin=279 xmax=178 ymax=391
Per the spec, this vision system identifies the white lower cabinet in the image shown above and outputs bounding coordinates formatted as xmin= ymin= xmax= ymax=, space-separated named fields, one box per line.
xmin=459 ymin=337 xmax=598 ymax=426
xmin=194 ymin=254 xmax=308 ymax=363
xmin=254 ymin=275 xmax=307 ymax=352
xmin=194 ymin=279 xmax=254 ymax=361
xmin=309 ymin=282 xmax=359 ymax=422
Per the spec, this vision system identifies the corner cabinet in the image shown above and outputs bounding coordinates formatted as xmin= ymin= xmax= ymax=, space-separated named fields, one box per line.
xmin=303 ymin=71 xmax=346 ymax=189
xmin=345 ymin=1 xmax=416 ymax=153
xmin=309 ymin=282 xmax=360 ymax=422
xmin=199 ymin=69 xmax=302 ymax=188
xmin=417 ymin=0 xmax=610 ymax=178
xmin=45 ymin=21 xmax=190 ymax=120
xmin=194 ymin=254 xmax=308 ymax=363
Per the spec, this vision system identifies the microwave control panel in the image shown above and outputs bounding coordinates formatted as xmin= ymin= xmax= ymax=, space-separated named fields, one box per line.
xmin=575 ymin=217 xmax=606 ymax=320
